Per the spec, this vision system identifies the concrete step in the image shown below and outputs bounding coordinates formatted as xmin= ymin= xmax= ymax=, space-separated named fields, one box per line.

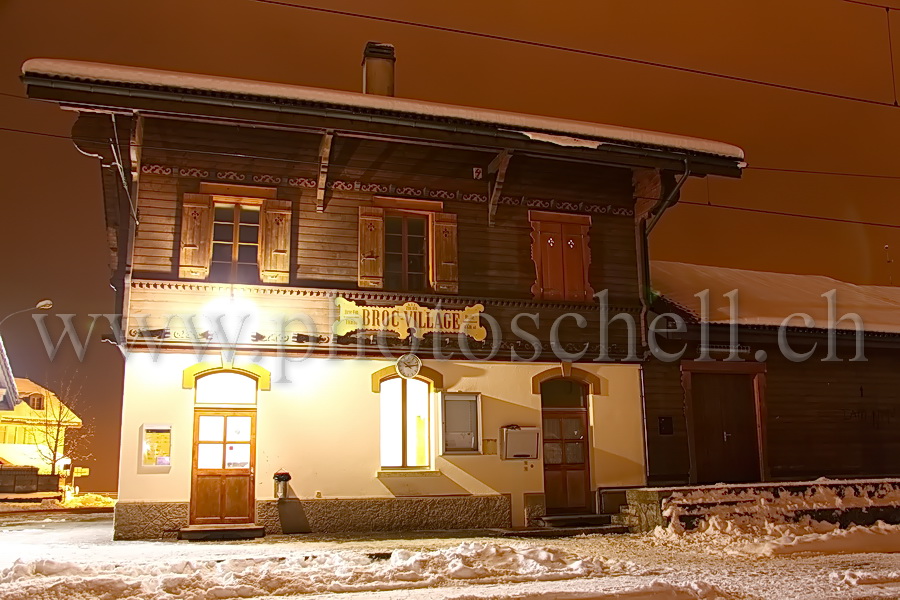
xmin=178 ymin=524 xmax=265 ymax=541
xmin=502 ymin=524 xmax=629 ymax=538
xmin=534 ymin=513 xmax=612 ymax=528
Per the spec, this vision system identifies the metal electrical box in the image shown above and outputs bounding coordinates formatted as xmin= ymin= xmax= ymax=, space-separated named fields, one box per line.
xmin=501 ymin=426 xmax=540 ymax=460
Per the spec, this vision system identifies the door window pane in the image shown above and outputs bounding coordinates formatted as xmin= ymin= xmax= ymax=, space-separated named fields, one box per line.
xmin=540 ymin=378 xmax=587 ymax=408
xmin=543 ymin=419 xmax=561 ymax=440
xmin=562 ymin=418 xmax=585 ymax=439
xmin=543 ymin=443 xmax=563 ymax=464
xmin=198 ymin=416 xmax=225 ymax=441
xmin=406 ymin=378 xmax=429 ymax=467
xmin=197 ymin=443 xmax=224 ymax=469
xmin=226 ymin=416 xmax=251 ymax=442
xmin=225 ymin=443 xmax=251 ymax=468
xmin=565 ymin=442 xmax=585 ymax=464
xmin=380 ymin=377 xmax=403 ymax=467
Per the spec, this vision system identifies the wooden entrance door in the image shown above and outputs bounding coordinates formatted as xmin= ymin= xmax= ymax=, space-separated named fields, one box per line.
xmin=690 ymin=373 xmax=760 ymax=484
xmin=541 ymin=379 xmax=591 ymax=514
xmin=190 ymin=409 xmax=256 ymax=525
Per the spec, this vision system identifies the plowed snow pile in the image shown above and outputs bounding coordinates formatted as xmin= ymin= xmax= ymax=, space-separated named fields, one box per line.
xmin=0 ymin=542 xmax=662 ymax=600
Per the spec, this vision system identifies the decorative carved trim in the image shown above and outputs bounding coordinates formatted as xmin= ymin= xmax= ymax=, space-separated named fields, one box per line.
xmin=139 ymin=163 xmax=635 ymax=218
xmin=129 ymin=279 xmax=640 ymax=312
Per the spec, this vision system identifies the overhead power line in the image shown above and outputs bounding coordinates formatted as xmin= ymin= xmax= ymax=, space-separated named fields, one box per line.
xmin=680 ymin=200 xmax=900 ymax=229
xmin=245 ymin=0 xmax=899 ymax=109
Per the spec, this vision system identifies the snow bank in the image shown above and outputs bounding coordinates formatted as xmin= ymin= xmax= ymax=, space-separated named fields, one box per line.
xmin=0 ymin=542 xmax=648 ymax=600
xmin=62 ymin=493 xmax=116 ymax=508
xmin=747 ymin=521 xmax=900 ymax=556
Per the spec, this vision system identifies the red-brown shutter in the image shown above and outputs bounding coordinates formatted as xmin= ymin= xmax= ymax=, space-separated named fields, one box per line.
xmin=562 ymin=223 xmax=594 ymax=301
xmin=259 ymin=198 xmax=292 ymax=284
xmin=358 ymin=206 xmax=385 ymax=288
xmin=178 ymin=193 xmax=214 ymax=280
xmin=430 ymin=212 xmax=459 ymax=294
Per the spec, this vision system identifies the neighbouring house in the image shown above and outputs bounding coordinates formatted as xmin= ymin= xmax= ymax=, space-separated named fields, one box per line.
xmin=0 ymin=336 xmax=82 ymax=473
xmin=644 ymin=260 xmax=900 ymax=487
xmin=22 ymin=43 xmax=744 ymax=540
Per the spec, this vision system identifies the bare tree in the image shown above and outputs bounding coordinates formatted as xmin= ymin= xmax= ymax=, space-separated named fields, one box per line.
xmin=26 ymin=377 xmax=93 ymax=476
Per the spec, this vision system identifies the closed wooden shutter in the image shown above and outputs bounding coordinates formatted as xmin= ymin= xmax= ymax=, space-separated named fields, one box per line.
xmin=259 ymin=198 xmax=292 ymax=284
xmin=562 ymin=223 xmax=594 ymax=301
xmin=358 ymin=206 xmax=385 ymax=288
xmin=529 ymin=211 xmax=592 ymax=301
xmin=179 ymin=193 xmax=214 ymax=280
xmin=430 ymin=212 xmax=459 ymax=294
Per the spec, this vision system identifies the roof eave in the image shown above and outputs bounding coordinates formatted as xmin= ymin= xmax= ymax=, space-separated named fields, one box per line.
xmin=22 ymin=73 xmax=744 ymax=178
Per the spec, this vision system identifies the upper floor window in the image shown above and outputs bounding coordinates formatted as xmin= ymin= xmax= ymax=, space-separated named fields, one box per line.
xmin=529 ymin=211 xmax=594 ymax=302
xmin=385 ymin=213 xmax=428 ymax=292
xmin=25 ymin=393 xmax=45 ymax=411
xmin=358 ymin=199 xmax=458 ymax=294
xmin=178 ymin=183 xmax=291 ymax=285
xmin=210 ymin=202 xmax=261 ymax=285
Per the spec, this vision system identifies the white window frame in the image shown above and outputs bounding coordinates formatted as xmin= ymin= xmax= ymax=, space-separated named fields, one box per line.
xmin=138 ymin=423 xmax=172 ymax=473
xmin=441 ymin=392 xmax=482 ymax=455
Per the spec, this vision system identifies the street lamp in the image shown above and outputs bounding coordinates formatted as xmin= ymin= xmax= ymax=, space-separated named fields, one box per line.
xmin=0 ymin=299 xmax=53 ymax=329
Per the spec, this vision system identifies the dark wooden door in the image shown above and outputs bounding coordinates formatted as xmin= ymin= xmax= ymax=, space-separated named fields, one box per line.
xmin=691 ymin=373 xmax=760 ymax=484
xmin=542 ymin=410 xmax=591 ymax=513
xmin=190 ymin=410 xmax=256 ymax=525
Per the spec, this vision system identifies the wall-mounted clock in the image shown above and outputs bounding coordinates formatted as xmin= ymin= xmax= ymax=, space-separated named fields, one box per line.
xmin=396 ymin=353 xmax=422 ymax=379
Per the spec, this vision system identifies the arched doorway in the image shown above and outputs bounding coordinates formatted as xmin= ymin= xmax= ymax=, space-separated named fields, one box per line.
xmin=541 ymin=378 xmax=591 ymax=514
xmin=190 ymin=371 xmax=258 ymax=525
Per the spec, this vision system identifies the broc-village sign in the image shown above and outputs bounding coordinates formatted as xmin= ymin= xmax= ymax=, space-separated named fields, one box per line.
xmin=334 ymin=297 xmax=487 ymax=341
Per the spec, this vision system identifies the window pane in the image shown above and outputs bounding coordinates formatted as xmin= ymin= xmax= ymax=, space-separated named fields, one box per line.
xmin=197 ymin=443 xmax=224 ymax=469
xmin=212 ymin=243 xmax=232 ymax=262
xmin=407 ymin=236 xmax=426 ymax=255
xmin=380 ymin=378 xmax=403 ymax=467
xmin=198 ymin=416 xmax=225 ymax=441
xmin=214 ymin=223 xmax=234 ymax=242
xmin=239 ymin=207 xmax=260 ymax=224
xmin=406 ymin=378 xmax=429 ymax=467
xmin=196 ymin=373 xmax=257 ymax=405
xmin=214 ymin=206 xmax=234 ymax=222
xmin=408 ymin=255 xmax=424 ymax=274
xmin=239 ymin=224 xmax=259 ymax=244
xmin=444 ymin=395 xmax=477 ymax=452
xmin=540 ymin=379 xmax=587 ymax=408
xmin=386 ymin=216 xmax=402 ymax=234
xmin=407 ymin=274 xmax=426 ymax=291
xmin=209 ymin=262 xmax=232 ymax=283
xmin=235 ymin=263 xmax=259 ymax=284
xmin=386 ymin=235 xmax=403 ymax=254
xmin=385 ymin=272 xmax=402 ymax=291
xmin=225 ymin=443 xmax=251 ymax=468
xmin=226 ymin=416 xmax=251 ymax=442
xmin=407 ymin=218 xmax=425 ymax=236
xmin=238 ymin=244 xmax=258 ymax=263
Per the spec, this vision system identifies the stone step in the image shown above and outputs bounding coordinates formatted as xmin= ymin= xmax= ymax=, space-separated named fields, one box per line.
xmin=502 ymin=524 xmax=629 ymax=538
xmin=178 ymin=524 xmax=265 ymax=541
xmin=534 ymin=513 xmax=612 ymax=528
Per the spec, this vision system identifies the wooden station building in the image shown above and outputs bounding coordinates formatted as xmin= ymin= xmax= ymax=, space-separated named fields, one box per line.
xmin=23 ymin=44 xmax=744 ymax=539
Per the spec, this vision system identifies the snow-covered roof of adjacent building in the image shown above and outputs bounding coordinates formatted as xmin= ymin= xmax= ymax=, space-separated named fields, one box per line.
xmin=21 ymin=58 xmax=745 ymax=161
xmin=651 ymin=261 xmax=900 ymax=335
xmin=0 ymin=335 xmax=19 ymax=411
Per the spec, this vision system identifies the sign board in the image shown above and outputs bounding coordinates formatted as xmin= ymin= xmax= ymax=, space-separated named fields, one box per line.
xmin=334 ymin=297 xmax=486 ymax=341
xmin=72 ymin=467 xmax=90 ymax=478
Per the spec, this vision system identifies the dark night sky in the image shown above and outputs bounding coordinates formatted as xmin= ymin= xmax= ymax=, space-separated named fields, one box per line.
xmin=2 ymin=0 xmax=899 ymax=491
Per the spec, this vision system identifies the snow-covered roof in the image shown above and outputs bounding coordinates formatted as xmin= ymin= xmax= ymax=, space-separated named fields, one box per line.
xmin=21 ymin=58 xmax=744 ymax=161
xmin=652 ymin=261 xmax=900 ymax=334
xmin=0 ymin=335 xmax=19 ymax=411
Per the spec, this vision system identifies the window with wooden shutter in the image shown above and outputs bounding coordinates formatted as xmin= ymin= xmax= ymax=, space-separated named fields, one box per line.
xmin=358 ymin=206 xmax=385 ymax=288
xmin=179 ymin=193 xmax=214 ymax=280
xmin=259 ymin=199 xmax=292 ymax=284
xmin=529 ymin=211 xmax=594 ymax=302
xmin=430 ymin=212 xmax=459 ymax=294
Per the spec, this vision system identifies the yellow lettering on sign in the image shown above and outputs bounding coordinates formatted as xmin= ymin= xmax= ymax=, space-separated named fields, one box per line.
xmin=334 ymin=297 xmax=486 ymax=341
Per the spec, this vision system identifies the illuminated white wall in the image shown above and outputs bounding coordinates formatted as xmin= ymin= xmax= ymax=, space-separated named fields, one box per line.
xmin=118 ymin=352 xmax=645 ymax=526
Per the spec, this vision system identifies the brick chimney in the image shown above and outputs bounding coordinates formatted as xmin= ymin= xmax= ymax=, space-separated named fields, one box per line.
xmin=362 ymin=41 xmax=395 ymax=96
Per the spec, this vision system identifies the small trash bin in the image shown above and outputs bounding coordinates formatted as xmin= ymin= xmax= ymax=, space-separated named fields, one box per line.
xmin=273 ymin=471 xmax=291 ymax=499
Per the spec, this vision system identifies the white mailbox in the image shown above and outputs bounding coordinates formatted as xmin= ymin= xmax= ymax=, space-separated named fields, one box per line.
xmin=501 ymin=426 xmax=540 ymax=460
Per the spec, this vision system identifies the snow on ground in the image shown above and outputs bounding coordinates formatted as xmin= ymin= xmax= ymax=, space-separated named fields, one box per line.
xmin=2 ymin=514 xmax=900 ymax=600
